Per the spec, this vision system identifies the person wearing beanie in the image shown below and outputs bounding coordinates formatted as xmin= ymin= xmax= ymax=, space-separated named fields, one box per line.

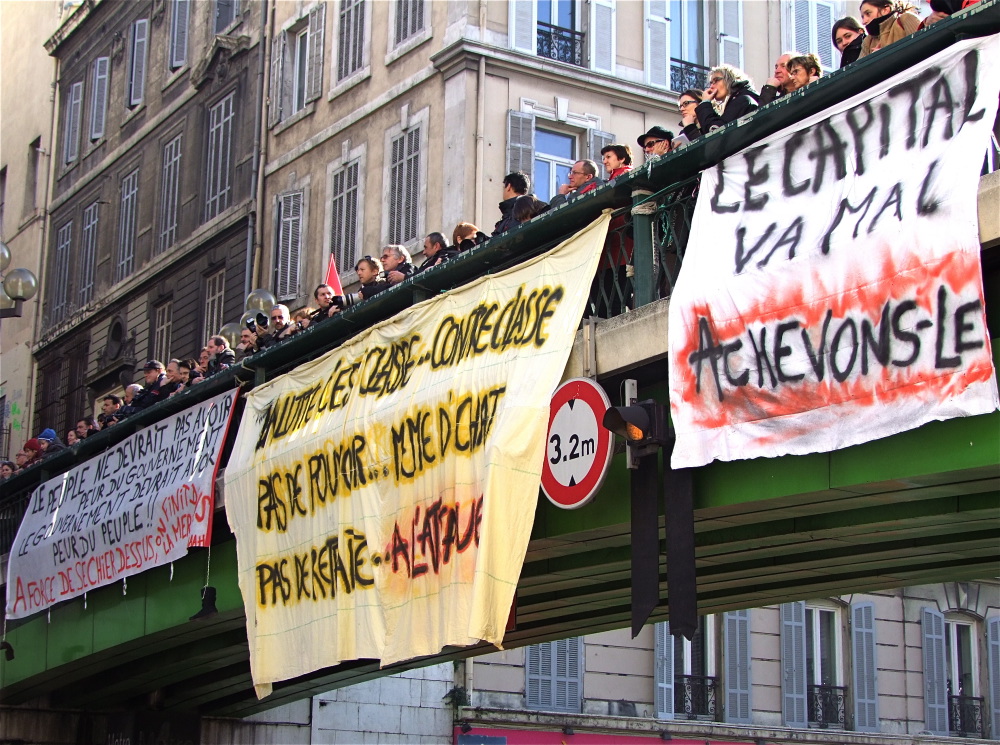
xmin=36 ymin=429 xmax=68 ymax=457
xmin=22 ymin=438 xmax=45 ymax=468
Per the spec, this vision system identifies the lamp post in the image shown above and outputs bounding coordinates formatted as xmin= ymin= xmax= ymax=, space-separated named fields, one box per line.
xmin=0 ymin=241 xmax=39 ymax=320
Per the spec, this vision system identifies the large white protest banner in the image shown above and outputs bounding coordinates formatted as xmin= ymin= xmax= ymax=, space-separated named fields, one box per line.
xmin=6 ymin=390 xmax=238 ymax=618
xmin=669 ymin=37 xmax=1000 ymax=468
xmin=225 ymin=213 xmax=610 ymax=697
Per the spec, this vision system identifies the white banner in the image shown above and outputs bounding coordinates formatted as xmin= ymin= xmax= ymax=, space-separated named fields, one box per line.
xmin=669 ymin=37 xmax=1000 ymax=468
xmin=225 ymin=213 xmax=609 ymax=698
xmin=5 ymin=389 xmax=238 ymax=618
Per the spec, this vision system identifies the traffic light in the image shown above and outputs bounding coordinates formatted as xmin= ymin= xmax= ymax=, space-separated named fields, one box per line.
xmin=602 ymin=399 xmax=669 ymax=458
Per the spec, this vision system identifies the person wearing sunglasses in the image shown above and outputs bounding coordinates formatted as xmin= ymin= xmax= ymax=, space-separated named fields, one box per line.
xmin=637 ymin=126 xmax=674 ymax=158
xmin=257 ymin=304 xmax=291 ymax=350
xmin=693 ymin=65 xmax=760 ymax=136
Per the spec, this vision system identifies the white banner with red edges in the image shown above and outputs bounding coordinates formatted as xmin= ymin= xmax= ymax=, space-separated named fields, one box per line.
xmin=669 ymin=37 xmax=1000 ymax=468
xmin=5 ymin=390 xmax=238 ymax=618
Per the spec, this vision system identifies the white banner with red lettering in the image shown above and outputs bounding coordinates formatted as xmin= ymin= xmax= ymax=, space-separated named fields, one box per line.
xmin=669 ymin=37 xmax=1000 ymax=468
xmin=5 ymin=390 xmax=237 ymax=618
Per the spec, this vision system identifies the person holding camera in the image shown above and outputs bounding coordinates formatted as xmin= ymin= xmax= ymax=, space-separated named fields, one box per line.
xmin=257 ymin=305 xmax=291 ymax=350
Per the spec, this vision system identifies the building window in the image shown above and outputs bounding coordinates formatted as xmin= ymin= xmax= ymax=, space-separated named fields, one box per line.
xmin=128 ymin=19 xmax=149 ymax=108
xmin=205 ymin=92 xmax=235 ymax=221
xmin=170 ymin=0 xmax=190 ymax=69
xmin=668 ymin=0 xmax=708 ymax=91
xmin=806 ymin=606 xmax=846 ymax=728
xmin=386 ymin=121 xmax=422 ymax=245
xmin=203 ymin=269 xmax=226 ymax=341
xmin=393 ymin=0 xmax=425 ymax=47
xmin=525 ymin=637 xmax=582 ymax=713
xmin=63 ymin=81 xmax=83 ymax=164
xmin=152 ymin=301 xmax=173 ymax=363
xmin=117 ymin=168 xmax=139 ymax=282
xmin=214 ymin=0 xmax=239 ymax=33
xmin=0 ymin=166 xmax=6 ymax=237
xmin=90 ymin=57 xmax=109 ymax=139
xmin=159 ymin=134 xmax=182 ymax=253
xmin=534 ymin=128 xmax=574 ymax=203
xmin=337 ymin=0 xmax=367 ymax=82
xmin=270 ymin=6 xmax=325 ymax=125
xmin=510 ymin=0 xmax=585 ymax=68
xmin=329 ymin=158 xmax=360 ymax=273
xmin=655 ymin=618 xmax=718 ymax=720
xmin=51 ymin=221 xmax=73 ymax=324
xmin=945 ymin=620 xmax=984 ymax=737
xmin=79 ymin=202 xmax=99 ymax=305
xmin=275 ymin=191 xmax=302 ymax=301
xmin=25 ymin=138 xmax=41 ymax=214
xmin=786 ymin=0 xmax=836 ymax=72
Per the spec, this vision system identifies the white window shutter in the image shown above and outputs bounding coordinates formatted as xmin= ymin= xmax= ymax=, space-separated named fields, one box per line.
xmin=276 ymin=191 xmax=302 ymax=300
xmin=988 ymin=618 xmax=1000 ymax=739
xmin=781 ymin=602 xmax=807 ymax=728
xmin=654 ymin=622 xmax=675 ymax=719
xmin=790 ymin=0 xmax=810 ymax=57
xmin=554 ymin=637 xmax=582 ymax=712
xmin=64 ymin=81 xmax=83 ymax=163
xmin=851 ymin=602 xmax=879 ymax=732
xmin=130 ymin=19 xmax=148 ymax=106
xmin=90 ymin=57 xmax=109 ymax=140
xmin=724 ymin=610 xmax=752 ymax=724
xmin=306 ymin=3 xmax=325 ymax=102
xmin=588 ymin=129 xmax=615 ymax=163
xmin=644 ymin=0 xmax=670 ymax=89
xmin=590 ymin=0 xmax=615 ymax=74
xmin=922 ymin=607 xmax=948 ymax=735
xmin=814 ymin=1 xmax=836 ymax=71
xmin=268 ymin=33 xmax=284 ymax=127
xmin=171 ymin=0 xmax=190 ymax=68
xmin=717 ymin=0 xmax=743 ymax=69
xmin=509 ymin=0 xmax=536 ymax=54
xmin=526 ymin=642 xmax=554 ymax=709
xmin=506 ymin=110 xmax=535 ymax=182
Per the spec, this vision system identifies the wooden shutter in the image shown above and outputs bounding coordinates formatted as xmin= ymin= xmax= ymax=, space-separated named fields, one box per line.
xmin=276 ymin=191 xmax=302 ymax=300
xmin=306 ymin=3 xmax=325 ymax=102
xmin=554 ymin=637 xmax=582 ymax=712
xmin=922 ymin=607 xmax=948 ymax=735
xmin=90 ymin=57 xmax=109 ymax=140
xmin=813 ymin=1 xmax=836 ymax=71
xmin=130 ymin=19 xmax=148 ymax=106
xmin=506 ymin=110 xmax=534 ymax=182
xmin=526 ymin=642 xmax=553 ymax=708
xmin=717 ymin=0 xmax=743 ymax=69
xmin=781 ymin=602 xmax=807 ymax=727
xmin=790 ymin=0 xmax=810 ymax=57
xmin=988 ymin=617 xmax=1000 ymax=739
xmin=851 ymin=602 xmax=879 ymax=732
xmin=590 ymin=0 xmax=615 ymax=74
xmin=268 ymin=32 xmax=285 ymax=127
xmin=171 ymin=0 xmax=190 ymax=68
xmin=644 ymin=0 xmax=670 ymax=89
xmin=654 ymin=622 xmax=675 ymax=719
xmin=509 ymin=0 xmax=536 ymax=54
xmin=724 ymin=610 xmax=752 ymax=724
xmin=64 ymin=81 xmax=83 ymax=163
xmin=588 ymin=129 xmax=615 ymax=164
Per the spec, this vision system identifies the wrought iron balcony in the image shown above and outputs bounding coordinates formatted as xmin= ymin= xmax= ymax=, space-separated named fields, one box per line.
xmin=670 ymin=58 xmax=712 ymax=94
xmin=807 ymin=684 xmax=847 ymax=729
xmin=537 ymin=22 xmax=585 ymax=67
xmin=949 ymin=694 xmax=985 ymax=738
xmin=675 ymin=674 xmax=717 ymax=719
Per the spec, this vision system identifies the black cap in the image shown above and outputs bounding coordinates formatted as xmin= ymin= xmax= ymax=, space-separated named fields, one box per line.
xmin=143 ymin=360 xmax=164 ymax=371
xmin=637 ymin=125 xmax=676 ymax=147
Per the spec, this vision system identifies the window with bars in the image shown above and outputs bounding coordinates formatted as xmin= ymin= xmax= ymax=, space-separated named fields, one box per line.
xmin=387 ymin=126 xmax=421 ymax=245
xmin=393 ymin=0 xmax=425 ymax=47
xmin=337 ymin=0 xmax=367 ymax=82
xmin=128 ymin=19 xmax=149 ymax=108
xmin=90 ymin=57 xmax=109 ymax=140
xmin=214 ymin=0 xmax=239 ymax=34
xmin=117 ymin=168 xmax=139 ymax=282
xmin=275 ymin=191 xmax=302 ymax=300
xmin=79 ymin=202 xmax=99 ymax=305
xmin=205 ymin=92 xmax=235 ymax=221
xmin=63 ymin=81 xmax=83 ymax=164
xmin=329 ymin=159 xmax=360 ymax=273
xmin=203 ymin=269 xmax=226 ymax=341
xmin=170 ymin=0 xmax=190 ymax=69
xmin=51 ymin=221 xmax=73 ymax=324
xmin=159 ymin=134 xmax=182 ymax=253
xmin=152 ymin=301 xmax=173 ymax=363
xmin=525 ymin=637 xmax=582 ymax=713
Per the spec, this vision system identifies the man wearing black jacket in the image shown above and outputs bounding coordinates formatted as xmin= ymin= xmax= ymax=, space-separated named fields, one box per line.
xmin=416 ymin=232 xmax=459 ymax=273
xmin=493 ymin=172 xmax=530 ymax=235
xmin=381 ymin=244 xmax=415 ymax=285
xmin=132 ymin=360 xmax=167 ymax=411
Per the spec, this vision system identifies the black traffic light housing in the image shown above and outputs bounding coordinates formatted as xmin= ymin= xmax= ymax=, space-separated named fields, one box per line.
xmin=602 ymin=399 xmax=670 ymax=458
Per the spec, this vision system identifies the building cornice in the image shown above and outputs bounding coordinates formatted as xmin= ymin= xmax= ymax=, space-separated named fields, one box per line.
xmin=44 ymin=0 xmax=102 ymax=56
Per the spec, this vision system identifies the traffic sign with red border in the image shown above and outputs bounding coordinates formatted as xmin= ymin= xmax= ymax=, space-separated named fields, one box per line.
xmin=540 ymin=378 xmax=614 ymax=509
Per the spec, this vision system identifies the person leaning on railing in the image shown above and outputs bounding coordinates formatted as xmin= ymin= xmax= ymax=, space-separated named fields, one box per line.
xmin=858 ymin=1 xmax=921 ymax=58
xmin=691 ymin=65 xmax=760 ymax=137
xmin=833 ymin=17 xmax=866 ymax=67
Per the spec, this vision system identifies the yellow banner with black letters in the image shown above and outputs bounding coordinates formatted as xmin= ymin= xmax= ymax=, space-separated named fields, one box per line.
xmin=225 ymin=212 xmax=610 ymax=696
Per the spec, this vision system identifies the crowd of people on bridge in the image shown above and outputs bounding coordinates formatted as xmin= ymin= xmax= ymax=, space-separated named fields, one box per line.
xmin=1 ymin=1 xmax=984 ymax=482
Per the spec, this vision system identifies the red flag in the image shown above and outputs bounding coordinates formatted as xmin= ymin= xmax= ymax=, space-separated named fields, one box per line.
xmin=324 ymin=254 xmax=344 ymax=296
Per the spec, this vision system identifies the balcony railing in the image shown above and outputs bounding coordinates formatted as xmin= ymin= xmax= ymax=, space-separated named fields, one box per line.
xmin=675 ymin=674 xmax=717 ymax=719
xmin=949 ymin=694 xmax=985 ymax=738
xmin=670 ymin=58 xmax=712 ymax=94
xmin=807 ymin=684 xmax=847 ymax=728
xmin=537 ymin=22 xmax=585 ymax=67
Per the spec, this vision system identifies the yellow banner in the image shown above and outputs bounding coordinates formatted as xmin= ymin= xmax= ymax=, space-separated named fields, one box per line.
xmin=225 ymin=213 xmax=610 ymax=696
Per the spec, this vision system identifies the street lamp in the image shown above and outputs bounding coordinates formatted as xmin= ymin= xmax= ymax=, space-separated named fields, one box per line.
xmin=0 ymin=241 xmax=39 ymax=319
